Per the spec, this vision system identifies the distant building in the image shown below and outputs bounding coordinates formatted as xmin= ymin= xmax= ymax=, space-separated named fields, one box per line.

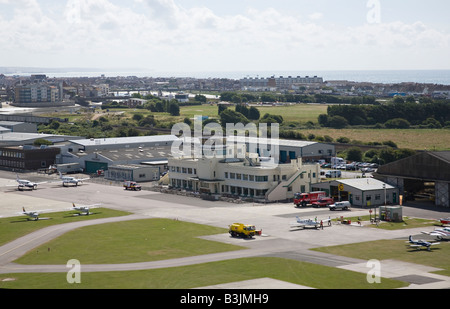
xmin=12 ymin=80 xmax=73 ymax=107
xmin=175 ymin=93 xmax=189 ymax=103
xmin=125 ymin=98 xmax=147 ymax=108
xmin=0 ymin=121 xmax=37 ymax=133
xmin=14 ymin=82 xmax=62 ymax=104
xmin=0 ymin=145 xmax=60 ymax=170
xmin=105 ymin=164 xmax=160 ymax=182
xmin=240 ymin=75 xmax=323 ymax=91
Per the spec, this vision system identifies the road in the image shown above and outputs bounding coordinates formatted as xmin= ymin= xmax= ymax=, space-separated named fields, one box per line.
xmin=0 ymin=172 xmax=449 ymax=288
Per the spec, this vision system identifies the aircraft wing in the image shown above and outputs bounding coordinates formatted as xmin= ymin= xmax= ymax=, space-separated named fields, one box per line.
xmin=71 ymin=203 xmax=102 ymax=209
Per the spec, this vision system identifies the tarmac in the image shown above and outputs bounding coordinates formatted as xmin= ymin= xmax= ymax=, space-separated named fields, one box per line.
xmin=0 ymin=171 xmax=450 ymax=289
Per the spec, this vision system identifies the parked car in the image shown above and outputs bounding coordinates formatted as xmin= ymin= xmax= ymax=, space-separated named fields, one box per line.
xmin=312 ymin=197 xmax=335 ymax=208
xmin=329 ymin=201 xmax=351 ymax=211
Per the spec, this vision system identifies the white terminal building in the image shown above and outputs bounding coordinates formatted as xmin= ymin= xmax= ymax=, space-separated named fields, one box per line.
xmin=168 ymin=137 xmax=321 ymax=202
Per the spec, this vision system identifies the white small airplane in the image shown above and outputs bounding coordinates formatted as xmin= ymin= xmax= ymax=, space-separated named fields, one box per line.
xmin=290 ymin=216 xmax=331 ymax=229
xmin=19 ymin=207 xmax=51 ymax=221
xmin=59 ymin=172 xmax=90 ymax=187
xmin=407 ymin=235 xmax=440 ymax=251
xmin=422 ymin=227 xmax=450 ymax=241
xmin=15 ymin=174 xmax=47 ymax=191
xmin=70 ymin=202 xmax=101 ymax=216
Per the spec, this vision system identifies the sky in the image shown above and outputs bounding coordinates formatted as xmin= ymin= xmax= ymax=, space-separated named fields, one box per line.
xmin=0 ymin=0 xmax=449 ymax=74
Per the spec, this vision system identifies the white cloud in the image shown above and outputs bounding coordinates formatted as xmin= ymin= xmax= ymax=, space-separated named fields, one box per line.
xmin=0 ymin=0 xmax=448 ymax=71
xmin=308 ymin=12 xmax=323 ymax=21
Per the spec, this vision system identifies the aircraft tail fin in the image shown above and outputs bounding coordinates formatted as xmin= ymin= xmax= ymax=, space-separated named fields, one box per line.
xmin=22 ymin=207 xmax=26 ymax=212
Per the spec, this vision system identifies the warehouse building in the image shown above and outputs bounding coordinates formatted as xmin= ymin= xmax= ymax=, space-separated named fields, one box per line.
xmin=311 ymin=178 xmax=399 ymax=207
xmin=58 ymin=135 xmax=177 ymax=174
xmin=105 ymin=164 xmax=160 ymax=182
xmin=374 ymin=151 xmax=450 ymax=208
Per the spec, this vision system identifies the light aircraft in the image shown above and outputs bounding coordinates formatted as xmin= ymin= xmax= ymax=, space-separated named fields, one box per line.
xmin=290 ymin=216 xmax=331 ymax=229
xmin=70 ymin=202 xmax=101 ymax=216
xmin=15 ymin=174 xmax=47 ymax=191
xmin=407 ymin=235 xmax=440 ymax=251
xmin=59 ymin=172 xmax=90 ymax=187
xmin=421 ymin=227 xmax=450 ymax=241
xmin=19 ymin=207 xmax=51 ymax=221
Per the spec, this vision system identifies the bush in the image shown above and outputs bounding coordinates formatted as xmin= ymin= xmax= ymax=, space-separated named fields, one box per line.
xmin=384 ymin=118 xmax=410 ymax=129
xmin=328 ymin=116 xmax=348 ymax=129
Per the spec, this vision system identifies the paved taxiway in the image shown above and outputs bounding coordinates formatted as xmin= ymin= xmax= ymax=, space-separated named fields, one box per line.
xmin=1 ymin=173 xmax=450 ymax=289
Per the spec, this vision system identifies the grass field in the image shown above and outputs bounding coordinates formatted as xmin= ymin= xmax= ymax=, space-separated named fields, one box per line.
xmin=312 ymin=239 xmax=450 ymax=277
xmin=40 ymin=104 xmax=449 ymax=151
xmin=0 ymin=257 xmax=408 ymax=289
xmin=0 ymin=208 xmax=131 ymax=247
xmin=179 ymin=103 xmax=327 ymax=123
xmin=179 ymin=104 xmax=450 ymax=150
xmin=3 ymin=216 xmax=441 ymax=289
xmin=14 ymin=218 xmax=244 ymax=265
xmin=0 ymin=216 xmax=412 ymax=289
xmin=300 ymin=128 xmax=450 ymax=150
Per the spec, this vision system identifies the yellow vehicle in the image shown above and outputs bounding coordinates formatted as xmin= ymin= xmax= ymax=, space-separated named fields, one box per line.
xmin=229 ymin=223 xmax=262 ymax=238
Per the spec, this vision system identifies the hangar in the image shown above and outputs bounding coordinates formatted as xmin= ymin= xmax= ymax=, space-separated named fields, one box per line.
xmin=374 ymin=151 xmax=450 ymax=208
xmin=311 ymin=178 xmax=398 ymax=207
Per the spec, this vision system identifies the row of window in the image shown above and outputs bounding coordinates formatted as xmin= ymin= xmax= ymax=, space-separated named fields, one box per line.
xmin=0 ymin=160 xmax=25 ymax=168
xmin=170 ymin=166 xmax=197 ymax=174
xmin=0 ymin=150 xmax=24 ymax=158
xmin=170 ymin=179 xmax=269 ymax=197
xmin=225 ymin=172 xmax=269 ymax=182
xmin=170 ymin=165 xmax=316 ymax=183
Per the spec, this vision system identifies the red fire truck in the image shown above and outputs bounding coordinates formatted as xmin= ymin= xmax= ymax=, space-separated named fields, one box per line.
xmin=294 ymin=191 xmax=327 ymax=207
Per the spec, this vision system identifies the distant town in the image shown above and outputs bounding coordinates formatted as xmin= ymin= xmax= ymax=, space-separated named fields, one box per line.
xmin=1 ymin=71 xmax=450 ymax=107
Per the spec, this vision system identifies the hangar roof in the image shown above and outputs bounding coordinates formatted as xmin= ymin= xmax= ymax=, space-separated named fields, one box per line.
xmin=338 ymin=178 xmax=395 ymax=191
xmin=69 ymin=135 xmax=178 ymax=147
xmin=376 ymin=151 xmax=450 ymax=182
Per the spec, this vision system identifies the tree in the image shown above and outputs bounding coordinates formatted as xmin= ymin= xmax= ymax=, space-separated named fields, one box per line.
xmin=318 ymin=114 xmax=329 ymax=127
xmin=168 ymin=102 xmax=180 ymax=116
xmin=194 ymin=94 xmax=207 ymax=103
xmin=384 ymin=118 xmax=410 ymax=129
xmin=328 ymin=116 xmax=348 ymax=129
xmin=260 ymin=113 xmax=283 ymax=124
xmin=219 ymin=109 xmax=249 ymax=127
xmin=346 ymin=147 xmax=362 ymax=162
xmin=248 ymin=106 xmax=260 ymax=120
xmin=132 ymin=114 xmax=143 ymax=121
xmin=33 ymin=138 xmax=52 ymax=147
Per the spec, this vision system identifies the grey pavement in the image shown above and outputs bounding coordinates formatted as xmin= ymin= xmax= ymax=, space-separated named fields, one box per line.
xmin=0 ymin=172 xmax=449 ymax=289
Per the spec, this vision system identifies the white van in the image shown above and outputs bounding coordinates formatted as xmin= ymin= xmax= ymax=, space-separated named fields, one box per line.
xmin=325 ymin=170 xmax=342 ymax=178
xmin=328 ymin=201 xmax=351 ymax=211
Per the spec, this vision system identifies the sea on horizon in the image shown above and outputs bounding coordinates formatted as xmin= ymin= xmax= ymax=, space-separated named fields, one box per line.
xmin=4 ymin=69 xmax=450 ymax=85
